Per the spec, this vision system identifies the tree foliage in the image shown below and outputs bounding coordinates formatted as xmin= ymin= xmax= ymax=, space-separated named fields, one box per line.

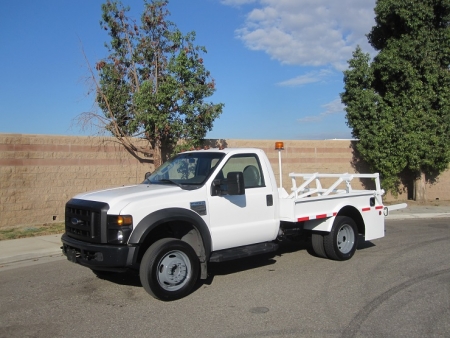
xmin=86 ymin=0 xmax=223 ymax=166
xmin=341 ymin=0 xmax=450 ymax=199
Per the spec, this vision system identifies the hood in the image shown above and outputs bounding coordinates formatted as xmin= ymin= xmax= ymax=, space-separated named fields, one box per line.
xmin=74 ymin=183 xmax=181 ymax=213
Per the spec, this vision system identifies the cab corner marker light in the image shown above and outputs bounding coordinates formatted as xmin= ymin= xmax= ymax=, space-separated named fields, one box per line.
xmin=275 ymin=142 xmax=284 ymax=150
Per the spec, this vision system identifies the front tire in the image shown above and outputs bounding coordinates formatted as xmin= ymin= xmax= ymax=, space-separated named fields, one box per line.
xmin=139 ymin=238 xmax=199 ymax=301
xmin=324 ymin=216 xmax=358 ymax=261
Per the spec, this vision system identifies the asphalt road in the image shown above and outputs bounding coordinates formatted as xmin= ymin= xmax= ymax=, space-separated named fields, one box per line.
xmin=0 ymin=218 xmax=449 ymax=338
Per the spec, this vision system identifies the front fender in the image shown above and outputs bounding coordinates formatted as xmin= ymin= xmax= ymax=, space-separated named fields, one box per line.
xmin=128 ymin=208 xmax=212 ymax=259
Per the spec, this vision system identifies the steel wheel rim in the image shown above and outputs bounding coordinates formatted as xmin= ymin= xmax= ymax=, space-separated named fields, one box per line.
xmin=156 ymin=250 xmax=191 ymax=291
xmin=336 ymin=224 xmax=355 ymax=254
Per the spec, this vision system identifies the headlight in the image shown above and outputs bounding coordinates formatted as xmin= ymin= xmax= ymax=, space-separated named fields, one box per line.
xmin=107 ymin=215 xmax=133 ymax=244
xmin=117 ymin=230 xmax=124 ymax=242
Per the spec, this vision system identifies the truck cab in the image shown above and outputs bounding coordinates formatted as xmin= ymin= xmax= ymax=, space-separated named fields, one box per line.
xmin=62 ymin=148 xmax=280 ymax=300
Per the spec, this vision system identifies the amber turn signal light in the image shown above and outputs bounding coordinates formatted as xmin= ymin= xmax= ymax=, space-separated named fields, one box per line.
xmin=117 ymin=215 xmax=133 ymax=226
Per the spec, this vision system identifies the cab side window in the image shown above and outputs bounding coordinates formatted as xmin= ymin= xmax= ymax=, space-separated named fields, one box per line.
xmin=219 ymin=154 xmax=265 ymax=188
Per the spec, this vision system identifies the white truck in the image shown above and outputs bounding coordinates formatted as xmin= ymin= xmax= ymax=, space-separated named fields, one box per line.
xmin=62 ymin=144 xmax=405 ymax=301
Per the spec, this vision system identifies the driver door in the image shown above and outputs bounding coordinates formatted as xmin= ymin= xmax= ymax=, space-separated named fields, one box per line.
xmin=207 ymin=153 xmax=277 ymax=251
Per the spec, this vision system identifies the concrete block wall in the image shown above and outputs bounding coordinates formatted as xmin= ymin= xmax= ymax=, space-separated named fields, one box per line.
xmin=0 ymin=134 xmax=153 ymax=228
xmin=1 ymin=134 xmax=449 ymax=228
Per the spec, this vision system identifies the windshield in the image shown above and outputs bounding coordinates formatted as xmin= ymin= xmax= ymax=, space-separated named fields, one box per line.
xmin=142 ymin=152 xmax=225 ymax=190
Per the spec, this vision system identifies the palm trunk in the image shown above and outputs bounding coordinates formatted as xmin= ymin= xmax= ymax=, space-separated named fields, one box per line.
xmin=413 ymin=170 xmax=426 ymax=201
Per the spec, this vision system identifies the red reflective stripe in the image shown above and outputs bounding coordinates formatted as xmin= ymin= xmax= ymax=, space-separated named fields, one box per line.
xmin=375 ymin=206 xmax=384 ymax=210
xmin=362 ymin=207 xmax=371 ymax=212
xmin=316 ymin=214 xmax=327 ymax=219
xmin=298 ymin=217 xmax=310 ymax=222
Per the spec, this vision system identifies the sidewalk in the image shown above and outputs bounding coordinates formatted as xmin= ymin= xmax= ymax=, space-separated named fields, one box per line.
xmin=0 ymin=233 xmax=64 ymax=267
xmin=0 ymin=205 xmax=449 ymax=268
xmin=387 ymin=203 xmax=450 ymax=219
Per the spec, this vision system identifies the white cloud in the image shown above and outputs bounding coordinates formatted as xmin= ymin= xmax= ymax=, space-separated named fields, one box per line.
xmin=277 ymin=69 xmax=331 ymax=86
xmin=321 ymin=98 xmax=345 ymax=116
xmin=230 ymin=0 xmax=376 ymax=70
xmin=298 ymin=98 xmax=344 ymax=123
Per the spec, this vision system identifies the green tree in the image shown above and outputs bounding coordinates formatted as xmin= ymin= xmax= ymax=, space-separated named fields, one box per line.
xmin=86 ymin=0 xmax=223 ymax=166
xmin=341 ymin=0 xmax=450 ymax=200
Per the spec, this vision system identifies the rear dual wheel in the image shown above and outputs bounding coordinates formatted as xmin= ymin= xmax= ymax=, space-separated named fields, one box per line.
xmin=312 ymin=216 xmax=358 ymax=261
xmin=312 ymin=232 xmax=327 ymax=258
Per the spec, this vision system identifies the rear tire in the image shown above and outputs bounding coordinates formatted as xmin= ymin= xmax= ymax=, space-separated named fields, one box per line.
xmin=324 ymin=216 xmax=358 ymax=261
xmin=139 ymin=238 xmax=199 ymax=301
xmin=311 ymin=233 xmax=327 ymax=258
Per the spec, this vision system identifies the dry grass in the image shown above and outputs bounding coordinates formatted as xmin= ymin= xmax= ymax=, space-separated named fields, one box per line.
xmin=0 ymin=223 xmax=65 ymax=241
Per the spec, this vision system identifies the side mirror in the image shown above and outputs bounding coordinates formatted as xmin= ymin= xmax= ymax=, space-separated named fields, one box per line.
xmin=226 ymin=172 xmax=245 ymax=195
xmin=144 ymin=172 xmax=152 ymax=179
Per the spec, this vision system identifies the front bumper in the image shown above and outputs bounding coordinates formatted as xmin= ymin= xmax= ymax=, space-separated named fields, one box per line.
xmin=61 ymin=233 xmax=137 ymax=272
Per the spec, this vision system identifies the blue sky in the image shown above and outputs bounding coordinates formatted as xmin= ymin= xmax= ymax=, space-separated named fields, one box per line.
xmin=0 ymin=0 xmax=377 ymax=140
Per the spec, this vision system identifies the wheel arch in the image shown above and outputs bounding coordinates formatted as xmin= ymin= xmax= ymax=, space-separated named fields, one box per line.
xmin=129 ymin=208 xmax=212 ymax=268
xmin=336 ymin=205 xmax=365 ymax=235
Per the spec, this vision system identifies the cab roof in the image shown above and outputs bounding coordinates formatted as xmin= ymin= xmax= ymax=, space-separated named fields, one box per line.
xmin=181 ymin=147 xmax=264 ymax=155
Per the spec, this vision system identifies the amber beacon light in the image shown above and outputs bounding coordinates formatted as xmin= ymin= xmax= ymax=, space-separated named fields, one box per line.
xmin=275 ymin=141 xmax=284 ymax=150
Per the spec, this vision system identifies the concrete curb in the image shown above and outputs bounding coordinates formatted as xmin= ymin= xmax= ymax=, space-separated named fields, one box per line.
xmin=387 ymin=213 xmax=450 ymax=220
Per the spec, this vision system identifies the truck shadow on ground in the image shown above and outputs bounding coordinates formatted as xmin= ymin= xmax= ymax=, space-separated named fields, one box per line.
xmin=204 ymin=239 xmax=310 ymax=285
xmin=205 ymin=236 xmax=375 ymax=281
xmin=92 ymin=269 xmax=141 ymax=287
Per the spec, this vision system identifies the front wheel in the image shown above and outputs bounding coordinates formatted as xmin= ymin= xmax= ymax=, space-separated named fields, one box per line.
xmin=139 ymin=238 xmax=199 ymax=301
xmin=324 ymin=216 xmax=358 ymax=261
